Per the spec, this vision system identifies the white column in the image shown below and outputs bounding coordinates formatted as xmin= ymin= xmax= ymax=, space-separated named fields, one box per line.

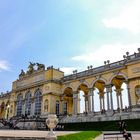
xmin=88 ymin=90 xmax=92 ymax=113
xmin=103 ymin=96 xmax=105 ymax=110
xmin=120 ymin=94 xmax=123 ymax=109
xmin=100 ymin=96 xmax=102 ymax=111
xmin=110 ymin=90 xmax=113 ymax=110
xmin=127 ymin=84 xmax=131 ymax=107
xmin=84 ymin=95 xmax=88 ymax=113
xmin=116 ymin=94 xmax=120 ymax=109
xmin=91 ymin=90 xmax=94 ymax=112
xmin=73 ymin=92 xmax=78 ymax=115
xmin=107 ymin=92 xmax=110 ymax=110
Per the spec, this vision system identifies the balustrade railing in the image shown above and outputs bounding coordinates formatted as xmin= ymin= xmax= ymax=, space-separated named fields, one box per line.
xmin=62 ymin=52 xmax=140 ymax=82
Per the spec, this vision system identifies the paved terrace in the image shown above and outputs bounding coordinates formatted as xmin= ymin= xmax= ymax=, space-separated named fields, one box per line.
xmin=0 ymin=130 xmax=140 ymax=139
xmin=95 ymin=131 xmax=140 ymax=140
xmin=0 ymin=130 xmax=78 ymax=138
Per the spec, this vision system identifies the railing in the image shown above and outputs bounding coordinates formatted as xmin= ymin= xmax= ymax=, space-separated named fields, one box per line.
xmin=62 ymin=52 xmax=140 ymax=82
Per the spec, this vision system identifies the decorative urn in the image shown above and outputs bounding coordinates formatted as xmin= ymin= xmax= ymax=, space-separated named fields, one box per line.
xmin=46 ymin=114 xmax=58 ymax=140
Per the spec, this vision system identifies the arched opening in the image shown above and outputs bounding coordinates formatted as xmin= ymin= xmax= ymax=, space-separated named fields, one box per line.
xmin=34 ymin=90 xmax=42 ymax=115
xmin=93 ymin=80 xmax=106 ymax=112
xmin=63 ymin=87 xmax=73 ymax=115
xmin=80 ymin=91 xmax=85 ymax=113
xmin=122 ymin=83 xmax=129 ymax=108
xmin=25 ymin=92 xmax=32 ymax=116
xmin=111 ymin=75 xmax=128 ymax=110
xmin=77 ymin=83 xmax=89 ymax=114
xmin=93 ymin=88 xmax=100 ymax=112
xmin=17 ymin=94 xmax=22 ymax=116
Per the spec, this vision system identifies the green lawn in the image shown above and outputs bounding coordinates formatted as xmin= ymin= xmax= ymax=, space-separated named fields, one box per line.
xmin=58 ymin=131 xmax=101 ymax=140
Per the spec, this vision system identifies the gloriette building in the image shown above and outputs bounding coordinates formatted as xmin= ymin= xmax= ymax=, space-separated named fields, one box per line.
xmin=1 ymin=49 xmax=140 ymax=124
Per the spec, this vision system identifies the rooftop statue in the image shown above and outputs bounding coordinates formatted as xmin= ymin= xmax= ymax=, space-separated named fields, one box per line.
xmin=19 ymin=69 xmax=25 ymax=77
xmin=27 ymin=62 xmax=35 ymax=74
xmin=36 ymin=63 xmax=45 ymax=70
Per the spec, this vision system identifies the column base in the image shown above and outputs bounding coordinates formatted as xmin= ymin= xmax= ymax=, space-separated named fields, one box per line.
xmin=106 ymin=110 xmax=114 ymax=116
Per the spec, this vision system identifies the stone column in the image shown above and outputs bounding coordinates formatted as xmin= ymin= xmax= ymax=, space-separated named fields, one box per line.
xmin=120 ymin=94 xmax=123 ymax=109
xmin=106 ymin=85 xmax=113 ymax=110
xmin=103 ymin=96 xmax=105 ymax=110
xmin=88 ymin=91 xmax=91 ymax=113
xmin=84 ymin=95 xmax=88 ymax=113
xmin=73 ymin=92 xmax=78 ymax=115
xmin=110 ymin=89 xmax=113 ymax=110
xmin=106 ymin=92 xmax=110 ymax=110
xmin=116 ymin=94 xmax=120 ymax=109
xmin=99 ymin=96 xmax=102 ymax=111
xmin=91 ymin=90 xmax=94 ymax=112
xmin=127 ymin=83 xmax=132 ymax=107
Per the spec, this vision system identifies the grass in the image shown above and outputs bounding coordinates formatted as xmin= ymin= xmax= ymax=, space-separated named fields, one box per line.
xmin=58 ymin=131 xmax=101 ymax=140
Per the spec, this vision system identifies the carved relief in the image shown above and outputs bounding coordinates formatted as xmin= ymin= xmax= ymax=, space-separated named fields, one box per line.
xmin=132 ymin=67 xmax=140 ymax=73
xmin=17 ymin=74 xmax=44 ymax=88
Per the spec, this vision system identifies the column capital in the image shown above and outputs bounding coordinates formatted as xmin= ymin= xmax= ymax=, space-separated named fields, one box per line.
xmin=105 ymin=84 xmax=113 ymax=88
xmin=73 ymin=92 xmax=78 ymax=99
xmin=88 ymin=88 xmax=95 ymax=96
xmin=115 ymin=88 xmax=123 ymax=95
xmin=73 ymin=91 xmax=78 ymax=95
xmin=106 ymin=85 xmax=112 ymax=93
xmin=88 ymin=88 xmax=95 ymax=92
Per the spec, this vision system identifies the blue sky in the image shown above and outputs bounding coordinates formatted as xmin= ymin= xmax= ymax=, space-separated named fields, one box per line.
xmin=1 ymin=0 xmax=140 ymax=93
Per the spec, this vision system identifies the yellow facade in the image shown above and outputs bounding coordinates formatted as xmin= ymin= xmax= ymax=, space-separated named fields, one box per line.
xmin=1 ymin=51 xmax=140 ymax=120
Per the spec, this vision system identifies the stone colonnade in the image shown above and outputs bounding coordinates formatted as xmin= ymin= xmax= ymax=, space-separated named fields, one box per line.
xmin=70 ymin=84 xmax=131 ymax=115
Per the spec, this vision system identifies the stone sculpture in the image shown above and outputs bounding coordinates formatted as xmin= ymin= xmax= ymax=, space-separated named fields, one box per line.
xmin=46 ymin=114 xmax=58 ymax=140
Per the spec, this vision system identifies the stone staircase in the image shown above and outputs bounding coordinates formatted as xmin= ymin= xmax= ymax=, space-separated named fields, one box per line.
xmin=59 ymin=109 xmax=140 ymax=123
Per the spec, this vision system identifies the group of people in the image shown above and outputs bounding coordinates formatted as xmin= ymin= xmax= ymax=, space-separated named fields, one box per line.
xmin=118 ymin=121 xmax=132 ymax=140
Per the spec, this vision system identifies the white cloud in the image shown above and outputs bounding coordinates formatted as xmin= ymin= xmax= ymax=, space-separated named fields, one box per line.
xmin=72 ymin=43 xmax=140 ymax=66
xmin=102 ymin=0 xmax=140 ymax=34
xmin=0 ymin=60 xmax=9 ymax=71
xmin=60 ymin=67 xmax=79 ymax=75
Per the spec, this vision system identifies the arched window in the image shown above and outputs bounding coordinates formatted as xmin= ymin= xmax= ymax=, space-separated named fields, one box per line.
xmin=34 ymin=90 xmax=42 ymax=115
xmin=17 ymin=94 xmax=22 ymax=116
xmin=44 ymin=99 xmax=49 ymax=112
xmin=56 ymin=101 xmax=60 ymax=115
xmin=25 ymin=92 xmax=32 ymax=115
